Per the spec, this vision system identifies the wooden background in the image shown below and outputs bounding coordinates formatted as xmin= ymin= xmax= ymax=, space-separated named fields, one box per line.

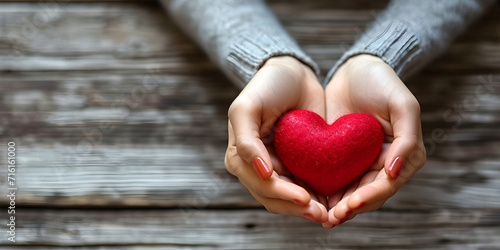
xmin=0 ymin=0 xmax=499 ymax=249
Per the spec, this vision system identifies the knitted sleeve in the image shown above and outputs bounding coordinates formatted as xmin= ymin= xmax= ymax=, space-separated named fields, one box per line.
xmin=325 ymin=0 xmax=495 ymax=84
xmin=161 ymin=0 xmax=320 ymax=88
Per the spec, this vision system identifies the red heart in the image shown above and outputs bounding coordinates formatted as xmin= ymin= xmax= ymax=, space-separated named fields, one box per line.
xmin=273 ymin=110 xmax=384 ymax=196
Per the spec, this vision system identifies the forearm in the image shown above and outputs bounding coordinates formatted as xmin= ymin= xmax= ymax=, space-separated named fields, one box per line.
xmin=161 ymin=0 xmax=319 ymax=88
xmin=326 ymin=0 xmax=495 ymax=83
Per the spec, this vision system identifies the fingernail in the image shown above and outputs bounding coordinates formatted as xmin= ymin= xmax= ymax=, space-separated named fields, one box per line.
xmin=301 ymin=213 xmax=317 ymax=222
xmin=292 ymin=199 xmax=305 ymax=206
xmin=253 ymin=157 xmax=271 ymax=180
xmin=388 ymin=156 xmax=405 ymax=180
xmin=354 ymin=202 xmax=366 ymax=210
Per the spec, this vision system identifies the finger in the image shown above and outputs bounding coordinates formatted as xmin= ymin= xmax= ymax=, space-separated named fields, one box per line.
xmin=249 ymin=189 xmax=326 ymax=222
xmin=322 ymin=220 xmax=336 ymax=229
xmin=227 ymin=130 xmax=311 ymax=206
xmin=386 ymin=92 xmax=426 ymax=182
xmin=228 ymin=97 xmax=273 ymax=180
xmin=312 ymin=200 xmax=329 ymax=223
xmin=351 ymin=199 xmax=385 ymax=217
xmin=294 ymin=179 xmax=328 ymax=216
xmin=339 ymin=213 xmax=358 ymax=226
xmin=327 ymin=187 xmax=346 ymax=209
xmin=343 ymin=95 xmax=425 ymax=215
xmin=279 ymin=175 xmax=296 ymax=184
xmin=266 ymin=143 xmax=292 ymax=177
xmin=241 ymin=174 xmax=311 ymax=206
xmin=231 ymin=153 xmax=311 ymax=206
xmin=336 ymin=190 xmax=385 ymax=226
xmin=329 ymin=200 xmax=362 ymax=226
xmin=342 ymin=179 xmax=361 ymax=201
xmin=317 ymin=194 xmax=328 ymax=210
xmin=367 ymin=142 xmax=390 ymax=171
xmin=346 ymin=170 xmax=394 ymax=213
xmin=328 ymin=204 xmax=341 ymax=225
xmin=328 ymin=171 xmax=379 ymax=225
xmin=295 ymin=178 xmax=320 ymax=203
xmin=331 ymin=179 xmax=360 ymax=223
xmin=227 ymin=110 xmax=310 ymax=206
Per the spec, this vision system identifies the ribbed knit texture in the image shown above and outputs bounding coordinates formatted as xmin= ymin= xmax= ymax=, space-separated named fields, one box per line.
xmin=162 ymin=0 xmax=494 ymax=88
xmin=325 ymin=0 xmax=495 ymax=84
xmin=162 ymin=0 xmax=320 ymax=89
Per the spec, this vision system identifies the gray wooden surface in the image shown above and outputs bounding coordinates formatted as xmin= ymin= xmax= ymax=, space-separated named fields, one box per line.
xmin=0 ymin=0 xmax=499 ymax=249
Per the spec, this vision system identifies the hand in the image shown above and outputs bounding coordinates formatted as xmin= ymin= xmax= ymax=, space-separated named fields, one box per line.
xmin=322 ymin=54 xmax=426 ymax=228
xmin=225 ymin=56 xmax=328 ymax=223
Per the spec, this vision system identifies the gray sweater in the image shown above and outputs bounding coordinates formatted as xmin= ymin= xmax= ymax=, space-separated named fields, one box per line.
xmin=162 ymin=0 xmax=494 ymax=88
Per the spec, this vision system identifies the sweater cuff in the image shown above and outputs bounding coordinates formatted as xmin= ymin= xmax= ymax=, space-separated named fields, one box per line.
xmin=226 ymin=29 xmax=320 ymax=88
xmin=325 ymin=18 xmax=421 ymax=85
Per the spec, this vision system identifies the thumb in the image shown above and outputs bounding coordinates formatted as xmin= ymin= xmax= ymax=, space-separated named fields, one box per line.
xmin=385 ymin=94 xmax=426 ymax=182
xmin=344 ymin=97 xmax=425 ymax=212
xmin=228 ymin=96 xmax=273 ymax=180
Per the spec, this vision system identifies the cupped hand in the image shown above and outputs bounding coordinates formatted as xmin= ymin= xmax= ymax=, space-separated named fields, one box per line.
xmin=322 ymin=54 xmax=426 ymax=228
xmin=225 ymin=56 xmax=328 ymax=223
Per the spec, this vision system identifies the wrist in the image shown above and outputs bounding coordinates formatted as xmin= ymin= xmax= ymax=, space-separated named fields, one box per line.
xmin=263 ymin=55 xmax=318 ymax=81
xmin=264 ymin=56 xmax=309 ymax=72
xmin=344 ymin=54 xmax=385 ymax=69
xmin=264 ymin=55 xmax=301 ymax=66
xmin=336 ymin=54 xmax=386 ymax=79
xmin=327 ymin=54 xmax=389 ymax=89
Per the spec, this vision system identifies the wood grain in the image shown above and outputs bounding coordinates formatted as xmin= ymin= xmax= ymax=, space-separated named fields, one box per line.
xmin=1 ymin=143 xmax=500 ymax=209
xmin=1 ymin=208 xmax=500 ymax=248
xmin=0 ymin=1 xmax=499 ymax=209
xmin=0 ymin=0 xmax=499 ymax=248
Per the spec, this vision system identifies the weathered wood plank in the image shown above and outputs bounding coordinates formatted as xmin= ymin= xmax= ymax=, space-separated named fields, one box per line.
xmin=0 ymin=0 xmax=498 ymax=249
xmin=2 ymin=246 xmax=500 ymax=250
xmin=1 ymin=208 xmax=500 ymax=248
xmin=0 ymin=2 xmax=499 ymax=75
xmin=1 ymin=75 xmax=498 ymax=143
xmin=0 ymin=1 xmax=499 ymax=210
xmin=0 ymin=142 xmax=257 ymax=207
xmin=1 ymin=142 xmax=500 ymax=209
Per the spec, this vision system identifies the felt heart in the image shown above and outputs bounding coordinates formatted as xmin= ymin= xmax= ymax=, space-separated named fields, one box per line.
xmin=273 ymin=110 xmax=384 ymax=196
